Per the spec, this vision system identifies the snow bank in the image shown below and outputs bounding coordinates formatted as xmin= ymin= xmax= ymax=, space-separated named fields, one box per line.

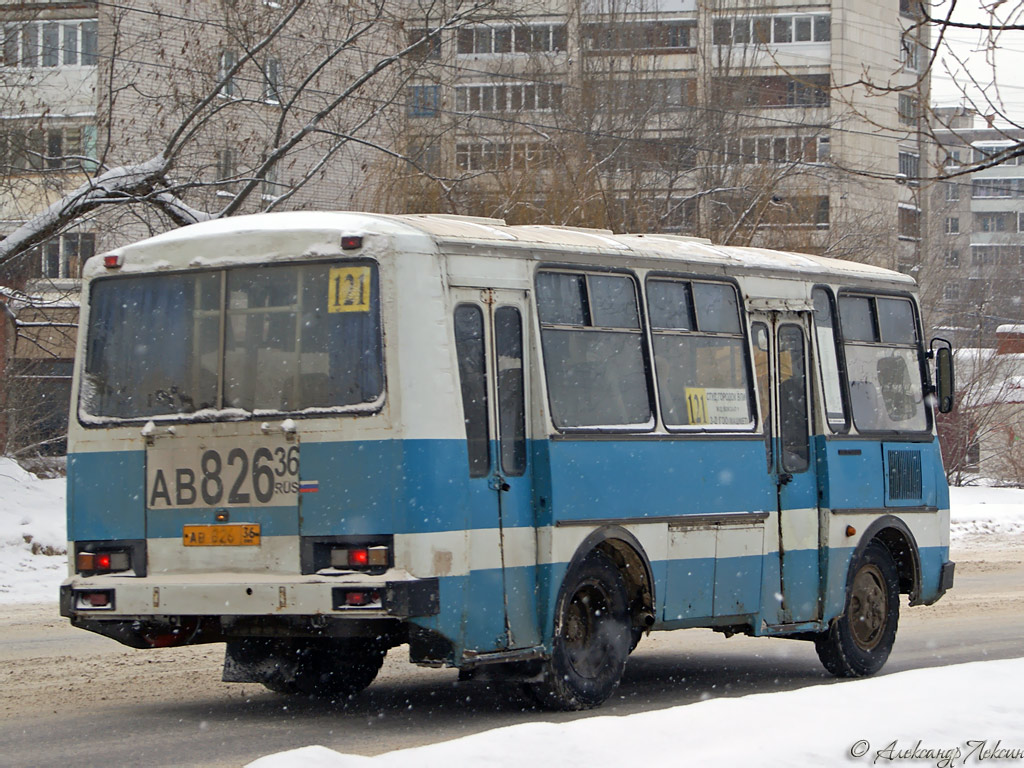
xmin=950 ymin=485 xmax=1024 ymax=538
xmin=247 ymin=658 xmax=1024 ymax=768
xmin=0 ymin=457 xmax=67 ymax=603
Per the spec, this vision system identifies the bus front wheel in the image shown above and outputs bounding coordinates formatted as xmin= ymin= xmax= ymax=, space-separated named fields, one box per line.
xmin=528 ymin=550 xmax=631 ymax=710
xmin=815 ymin=540 xmax=900 ymax=677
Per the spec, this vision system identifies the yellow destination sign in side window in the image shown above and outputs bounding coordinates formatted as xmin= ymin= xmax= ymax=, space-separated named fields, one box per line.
xmin=328 ymin=266 xmax=372 ymax=313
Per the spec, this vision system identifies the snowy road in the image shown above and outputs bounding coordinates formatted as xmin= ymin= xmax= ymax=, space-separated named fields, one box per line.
xmin=0 ymin=537 xmax=1021 ymax=768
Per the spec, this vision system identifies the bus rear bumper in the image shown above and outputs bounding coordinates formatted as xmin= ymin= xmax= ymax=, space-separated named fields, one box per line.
xmin=59 ymin=571 xmax=440 ymax=620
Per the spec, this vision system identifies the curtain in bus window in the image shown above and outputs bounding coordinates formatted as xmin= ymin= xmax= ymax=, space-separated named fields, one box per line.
xmin=84 ymin=274 xmax=218 ymax=418
xmin=840 ymin=295 xmax=927 ymax=433
xmin=537 ymin=271 xmax=651 ymax=429
xmin=647 ymin=279 xmax=753 ymax=429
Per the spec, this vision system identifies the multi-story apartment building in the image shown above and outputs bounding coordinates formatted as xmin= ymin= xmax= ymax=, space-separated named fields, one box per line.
xmin=930 ymin=106 xmax=1024 ymax=345
xmin=400 ymin=0 xmax=929 ymax=270
xmin=0 ymin=0 xmax=397 ymax=452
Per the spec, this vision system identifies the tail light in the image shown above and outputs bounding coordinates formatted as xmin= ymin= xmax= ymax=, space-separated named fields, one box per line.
xmin=330 ymin=545 xmax=389 ymax=571
xmin=77 ymin=550 xmax=131 ymax=574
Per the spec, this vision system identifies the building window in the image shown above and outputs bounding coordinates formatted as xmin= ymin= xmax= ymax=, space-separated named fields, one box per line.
xmin=715 ymin=75 xmax=829 ymax=108
xmin=457 ymin=24 xmax=566 ymax=55
xmin=944 ymin=248 xmax=960 ymax=267
xmin=456 ymin=82 xmax=563 ymax=113
xmin=901 ymin=37 xmax=921 ymax=71
xmin=971 ymin=178 xmax=1015 ymax=198
xmin=218 ymin=50 xmax=239 ymax=98
xmin=407 ymin=85 xmax=440 ymax=117
xmin=976 ymin=213 xmax=1012 ymax=232
xmin=407 ymin=28 xmax=442 ymax=60
xmin=972 ymin=144 xmax=1017 ymax=165
xmin=263 ymin=57 xmax=282 ymax=103
xmin=582 ymin=21 xmax=697 ymax=51
xmin=721 ymin=134 xmax=826 ymax=165
xmin=898 ymin=205 xmax=920 ymax=240
xmin=943 ymin=283 xmax=960 ymax=301
xmin=945 ymin=217 xmax=959 ymax=234
xmin=900 ymin=0 xmax=924 ymax=19
xmin=945 ymin=181 xmax=960 ymax=201
xmin=898 ymin=151 xmax=919 ymax=184
xmin=3 ymin=20 xmax=97 ymax=68
xmin=0 ymin=123 xmax=97 ymax=172
xmin=761 ymin=195 xmax=829 ymax=228
xmin=898 ymin=94 xmax=918 ymax=125
xmin=261 ymin=162 xmax=283 ymax=200
xmin=456 ymin=141 xmax=550 ymax=172
xmin=216 ymin=147 xmax=236 ymax=183
xmin=713 ymin=14 xmax=829 ymax=45
xmin=40 ymin=232 xmax=95 ymax=278
xmin=971 ymin=244 xmax=1023 ymax=265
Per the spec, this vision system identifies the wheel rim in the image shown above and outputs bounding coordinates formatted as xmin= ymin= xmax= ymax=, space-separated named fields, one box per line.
xmin=848 ymin=563 xmax=887 ymax=650
xmin=563 ymin=580 xmax=612 ymax=679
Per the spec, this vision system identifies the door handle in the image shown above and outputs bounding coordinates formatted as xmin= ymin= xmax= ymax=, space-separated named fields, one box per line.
xmin=489 ymin=476 xmax=511 ymax=492
xmin=778 ymin=472 xmax=794 ymax=486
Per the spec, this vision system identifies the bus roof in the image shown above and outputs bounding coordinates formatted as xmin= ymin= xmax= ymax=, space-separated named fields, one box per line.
xmin=94 ymin=211 xmax=915 ymax=287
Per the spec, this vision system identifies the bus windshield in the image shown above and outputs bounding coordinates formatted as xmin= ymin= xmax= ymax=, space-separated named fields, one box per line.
xmin=81 ymin=261 xmax=383 ymax=420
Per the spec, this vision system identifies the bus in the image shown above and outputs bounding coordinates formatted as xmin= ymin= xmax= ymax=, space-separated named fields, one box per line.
xmin=61 ymin=211 xmax=956 ymax=710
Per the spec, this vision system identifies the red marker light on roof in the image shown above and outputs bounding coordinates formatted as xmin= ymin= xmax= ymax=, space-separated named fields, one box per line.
xmin=103 ymin=254 xmax=124 ymax=269
xmin=341 ymin=235 xmax=363 ymax=251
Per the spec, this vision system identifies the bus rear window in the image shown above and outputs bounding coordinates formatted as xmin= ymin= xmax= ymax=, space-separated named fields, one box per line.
xmin=82 ymin=261 xmax=383 ymax=420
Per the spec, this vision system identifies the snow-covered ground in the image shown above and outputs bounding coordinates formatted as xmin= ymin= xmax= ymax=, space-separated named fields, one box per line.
xmin=1 ymin=457 xmax=1022 ymax=767
xmin=0 ymin=457 xmax=68 ymax=603
xmin=248 ymin=658 xmax=1024 ymax=768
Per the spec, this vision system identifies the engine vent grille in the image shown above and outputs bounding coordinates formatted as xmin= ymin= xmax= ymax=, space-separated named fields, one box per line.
xmin=887 ymin=449 xmax=923 ymax=500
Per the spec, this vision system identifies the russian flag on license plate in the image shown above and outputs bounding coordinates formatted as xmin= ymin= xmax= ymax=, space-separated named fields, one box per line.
xmin=299 ymin=480 xmax=319 ymax=493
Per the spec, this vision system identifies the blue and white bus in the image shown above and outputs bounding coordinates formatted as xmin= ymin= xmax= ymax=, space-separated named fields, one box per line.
xmin=61 ymin=212 xmax=956 ymax=709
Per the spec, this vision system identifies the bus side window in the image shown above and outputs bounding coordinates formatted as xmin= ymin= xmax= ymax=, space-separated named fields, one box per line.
xmin=495 ymin=306 xmax=526 ymax=476
xmin=811 ymin=287 xmax=848 ymax=432
xmin=647 ymin=278 xmax=754 ymax=429
xmin=536 ymin=271 xmax=651 ymax=430
xmin=454 ymin=304 xmax=490 ymax=477
xmin=778 ymin=325 xmax=810 ymax=472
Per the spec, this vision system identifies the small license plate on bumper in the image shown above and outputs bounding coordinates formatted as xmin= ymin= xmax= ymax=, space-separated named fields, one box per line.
xmin=182 ymin=524 xmax=261 ymax=547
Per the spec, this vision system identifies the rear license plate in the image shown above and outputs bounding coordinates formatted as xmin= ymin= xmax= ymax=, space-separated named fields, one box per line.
xmin=182 ymin=524 xmax=261 ymax=547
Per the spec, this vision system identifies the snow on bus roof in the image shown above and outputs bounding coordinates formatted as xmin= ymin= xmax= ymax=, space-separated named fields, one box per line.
xmin=101 ymin=211 xmax=913 ymax=285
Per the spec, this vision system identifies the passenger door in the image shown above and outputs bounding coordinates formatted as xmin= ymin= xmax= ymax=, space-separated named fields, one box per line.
xmin=751 ymin=313 xmax=822 ymax=625
xmin=452 ymin=288 xmax=540 ymax=652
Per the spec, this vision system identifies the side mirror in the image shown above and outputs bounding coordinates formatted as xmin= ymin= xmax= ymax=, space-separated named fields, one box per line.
xmin=934 ymin=344 xmax=955 ymax=413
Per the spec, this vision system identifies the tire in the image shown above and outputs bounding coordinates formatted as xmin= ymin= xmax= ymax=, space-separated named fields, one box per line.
xmin=284 ymin=638 xmax=386 ymax=700
xmin=815 ymin=540 xmax=900 ymax=678
xmin=527 ymin=551 xmax=631 ymax=710
xmin=237 ymin=638 xmax=385 ymax=699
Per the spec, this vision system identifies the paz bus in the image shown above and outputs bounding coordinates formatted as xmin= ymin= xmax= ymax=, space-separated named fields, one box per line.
xmin=61 ymin=212 xmax=956 ymax=709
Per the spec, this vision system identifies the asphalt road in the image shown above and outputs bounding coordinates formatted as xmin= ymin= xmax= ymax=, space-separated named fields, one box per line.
xmin=1 ymin=538 xmax=1021 ymax=768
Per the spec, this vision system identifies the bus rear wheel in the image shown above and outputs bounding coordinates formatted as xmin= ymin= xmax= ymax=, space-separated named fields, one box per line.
xmin=254 ymin=638 xmax=386 ymax=699
xmin=815 ymin=540 xmax=899 ymax=678
xmin=527 ymin=551 xmax=631 ymax=710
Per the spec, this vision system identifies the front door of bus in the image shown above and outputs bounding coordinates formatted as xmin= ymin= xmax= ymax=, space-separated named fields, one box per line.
xmin=452 ymin=288 xmax=540 ymax=652
xmin=751 ymin=313 xmax=821 ymax=625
